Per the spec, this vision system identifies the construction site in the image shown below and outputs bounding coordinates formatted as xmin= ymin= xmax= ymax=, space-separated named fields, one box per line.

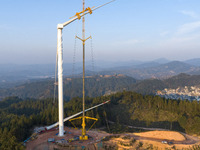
xmin=23 ymin=0 xmax=200 ymax=149
xmin=25 ymin=127 xmax=109 ymax=150
xmin=25 ymin=126 xmax=200 ymax=150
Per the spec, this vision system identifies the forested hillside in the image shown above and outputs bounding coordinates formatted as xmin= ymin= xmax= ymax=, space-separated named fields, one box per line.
xmin=130 ymin=73 xmax=200 ymax=95
xmin=0 ymin=75 xmax=137 ymax=100
xmin=2 ymin=73 xmax=200 ymax=101
xmin=0 ymin=95 xmax=111 ymax=149
xmin=1 ymin=91 xmax=200 ymax=149
xmin=107 ymin=91 xmax=200 ymax=134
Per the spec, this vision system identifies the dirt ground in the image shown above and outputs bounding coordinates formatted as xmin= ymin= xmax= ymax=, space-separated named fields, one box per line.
xmin=26 ymin=128 xmax=200 ymax=150
xmin=134 ymin=131 xmax=186 ymax=141
xmin=133 ymin=131 xmax=200 ymax=149
xmin=101 ymin=131 xmax=200 ymax=150
xmin=26 ymin=127 xmax=110 ymax=150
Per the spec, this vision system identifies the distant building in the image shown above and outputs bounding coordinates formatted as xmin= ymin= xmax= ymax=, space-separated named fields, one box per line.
xmin=156 ymin=85 xmax=200 ymax=101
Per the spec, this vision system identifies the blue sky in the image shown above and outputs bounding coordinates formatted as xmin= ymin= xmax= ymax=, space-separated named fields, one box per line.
xmin=0 ymin=0 xmax=200 ymax=64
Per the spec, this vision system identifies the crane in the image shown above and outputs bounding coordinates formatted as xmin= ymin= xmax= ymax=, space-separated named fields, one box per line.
xmin=56 ymin=0 xmax=115 ymax=136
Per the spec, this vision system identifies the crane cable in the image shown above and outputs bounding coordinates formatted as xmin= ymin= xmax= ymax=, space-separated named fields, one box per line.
xmin=71 ymin=20 xmax=79 ymax=92
xmin=87 ymin=14 xmax=95 ymax=74
xmin=72 ymin=36 xmax=77 ymax=78
xmin=90 ymin=36 xmax=95 ymax=74
xmin=71 ymin=35 xmax=77 ymax=94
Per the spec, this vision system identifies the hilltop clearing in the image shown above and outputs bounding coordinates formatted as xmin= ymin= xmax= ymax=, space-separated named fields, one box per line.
xmin=134 ymin=131 xmax=185 ymax=141
xmin=26 ymin=128 xmax=200 ymax=150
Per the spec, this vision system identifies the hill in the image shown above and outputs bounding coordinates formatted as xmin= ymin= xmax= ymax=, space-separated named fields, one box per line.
xmin=164 ymin=73 xmax=200 ymax=88
xmin=131 ymin=73 xmax=200 ymax=95
xmin=2 ymin=73 xmax=200 ymax=100
xmin=107 ymin=91 xmax=200 ymax=134
xmin=184 ymin=58 xmax=200 ymax=66
xmin=1 ymin=91 xmax=200 ymax=149
xmin=0 ymin=75 xmax=137 ymax=101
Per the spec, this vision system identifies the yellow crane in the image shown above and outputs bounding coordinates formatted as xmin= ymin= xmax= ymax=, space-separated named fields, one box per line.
xmin=70 ymin=0 xmax=96 ymax=140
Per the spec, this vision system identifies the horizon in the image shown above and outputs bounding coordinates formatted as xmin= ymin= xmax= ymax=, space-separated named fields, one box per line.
xmin=1 ymin=0 xmax=200 ymax=64
xmin=0 ymin=57 xmax=199 ymax=65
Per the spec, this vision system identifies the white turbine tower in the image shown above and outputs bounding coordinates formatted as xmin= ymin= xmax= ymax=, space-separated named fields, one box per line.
xmin=56 ymin=0 xmax=115 ymax=137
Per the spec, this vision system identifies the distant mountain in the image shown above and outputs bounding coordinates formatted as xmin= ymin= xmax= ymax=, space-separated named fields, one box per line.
xmin=153 ymin=58 xmax=170 ymax=64
xmin=134 ymin=61 xmax=161 ymax=68
xmin=0 ymin=63 xmax=102 ymax=88
xmin=96 ymin=58 xmax=168 ymax=71
xmin=184 ymin=58 xmax=200 ymax=66
xmin=2 ymin=58 xmax=200 ymax=89
xmin=151 ymin=61 xmax=199 ymax=75
xmin=99 ymin=61 xmax=200 ymax=79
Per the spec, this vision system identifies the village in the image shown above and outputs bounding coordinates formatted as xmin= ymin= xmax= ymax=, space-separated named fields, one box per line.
xmin=156 ymin=86 xmax=200 ymax=101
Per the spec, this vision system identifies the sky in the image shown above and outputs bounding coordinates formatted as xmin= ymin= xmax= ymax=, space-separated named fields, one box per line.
xmin=0 ymin=0 xmax=200 ymax=64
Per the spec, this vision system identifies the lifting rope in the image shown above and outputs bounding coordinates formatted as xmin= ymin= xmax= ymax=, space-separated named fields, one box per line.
xmin=71 ymin=35 xmax=77 ymax=94
xmin=90 ymin=36 xmax=95 ymax=73
xmin=72 ymin=35 xmax=77 ymax=77
xmin=71 ymin=20 xmax=79 ymax=92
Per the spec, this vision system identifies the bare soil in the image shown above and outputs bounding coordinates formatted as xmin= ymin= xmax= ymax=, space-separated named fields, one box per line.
xmin=134 ymin=131 xmax=186 ymax=141
xmin=26 ymin=127 xmax=109 ymax=150
xmin=26 ymin=128 xmax=200 ymax=150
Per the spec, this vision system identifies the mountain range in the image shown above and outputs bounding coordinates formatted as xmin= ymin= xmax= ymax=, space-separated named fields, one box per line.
xmin=1 ymin=72 xmax=200 ymax=101
xmin=1 ymin=58 xmax=200 ymax=89
xmin=102 ymin=61 xmax=200 ymax=79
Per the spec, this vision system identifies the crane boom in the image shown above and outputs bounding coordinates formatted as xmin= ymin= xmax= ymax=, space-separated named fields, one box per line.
xmin=61 ymin=0 xmax=115 ymax=27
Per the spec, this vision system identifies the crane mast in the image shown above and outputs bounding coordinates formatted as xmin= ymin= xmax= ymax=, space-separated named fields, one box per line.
xmin=82 ymin=0 xmax=86 ymax=140
xmin=74 ymin=0 xmax=94 ymax=140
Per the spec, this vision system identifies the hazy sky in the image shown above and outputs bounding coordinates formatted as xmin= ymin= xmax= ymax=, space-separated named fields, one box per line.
xmin=0 ymin=0 xmax=200 ymax=64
